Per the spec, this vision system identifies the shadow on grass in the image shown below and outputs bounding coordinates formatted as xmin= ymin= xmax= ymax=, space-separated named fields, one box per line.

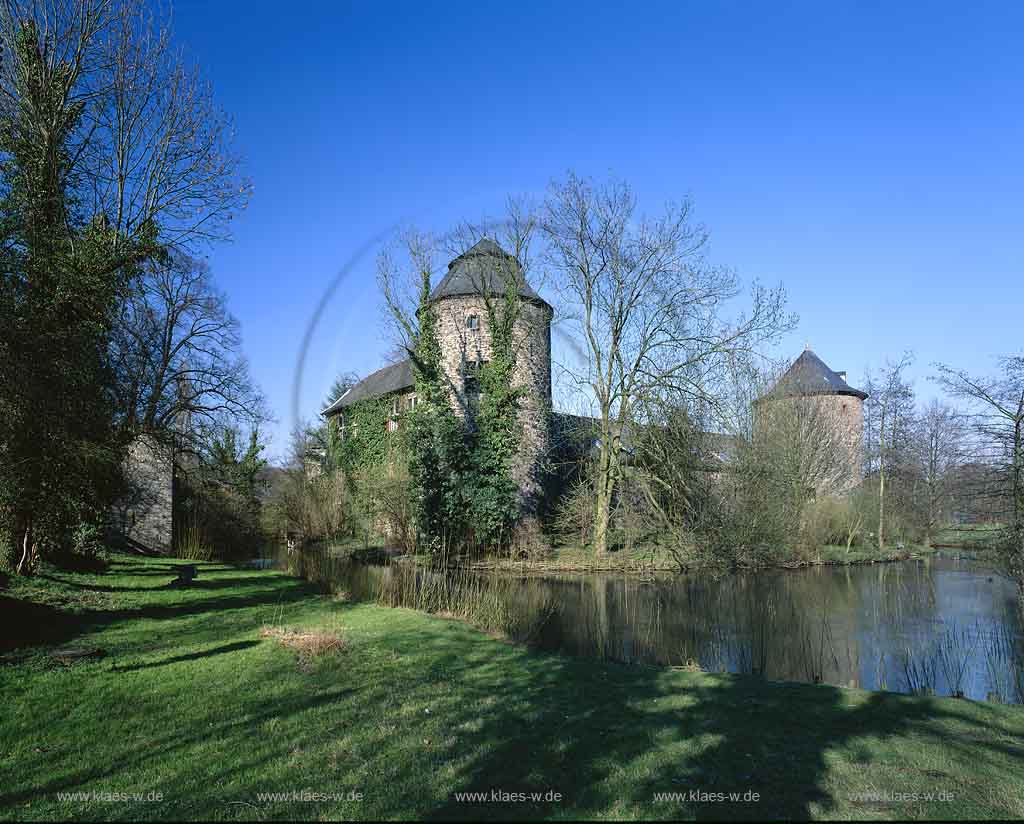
xmin=0 ymin=684 xmax=361 ymax=810
xmin=1 ymin=562 xmax=313 ymax=654
xmin=4 ymin=558 xmax=1021 ymax=820
xmin=408 ymin=641 xmax=1016 ymax=820
xmin=111 ymin=640 xmax=261 ymax=672
xmin=39 ymin=572 xmax=278 ymax=593
xmin=0 ymin=596 xmax=78 ymax=653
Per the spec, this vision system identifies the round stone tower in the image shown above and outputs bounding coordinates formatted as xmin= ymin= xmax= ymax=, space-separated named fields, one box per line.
xmin=756 ymin=347 xmax=868 ymax=493
xmin=429 ymin=238 xmax=553 ymax=508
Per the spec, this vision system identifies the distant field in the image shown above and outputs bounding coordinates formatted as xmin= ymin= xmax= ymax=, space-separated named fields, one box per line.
xmin=932 ymin=524 xmax=1004 ymax=550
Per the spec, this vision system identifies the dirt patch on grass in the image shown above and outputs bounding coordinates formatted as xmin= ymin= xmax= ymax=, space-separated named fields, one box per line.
xmin=260 ymin=625 xmax=345 ymax=669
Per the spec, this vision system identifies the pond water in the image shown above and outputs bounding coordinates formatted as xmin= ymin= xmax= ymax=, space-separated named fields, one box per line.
xmin=266 ymin=545 xmax=1024 ymax=703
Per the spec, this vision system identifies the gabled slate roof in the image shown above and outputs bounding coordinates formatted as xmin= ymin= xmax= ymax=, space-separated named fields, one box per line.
xmin=763 ymin=348 xmax=868 ymax=401
xmin=429 ymin=238 xmax=550 ymax=308
xmin=321 ymin=359 xmax=414 ymax=416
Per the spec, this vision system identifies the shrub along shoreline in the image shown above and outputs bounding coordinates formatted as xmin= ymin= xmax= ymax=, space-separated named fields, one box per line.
xmin=3 ymin=554 xmax=1023 ymax=821
xmin=457 ymin=542 xmax=956 ymax=574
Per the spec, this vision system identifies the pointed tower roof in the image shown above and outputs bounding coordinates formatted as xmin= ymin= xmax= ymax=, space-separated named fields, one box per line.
xmin=430 ymin=238 xmax=550 ymax=309
xmin=764 ymin=349 xmax=868 ymax=401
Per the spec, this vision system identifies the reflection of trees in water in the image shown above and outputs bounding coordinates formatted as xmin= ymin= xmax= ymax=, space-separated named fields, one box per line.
xmin=272 ymin=544 xmax=1024 ymax=701
xmin=519 ymin=562 xmax=1023 ymax=700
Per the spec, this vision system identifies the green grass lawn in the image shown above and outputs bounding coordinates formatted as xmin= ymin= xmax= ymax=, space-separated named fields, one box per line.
xmin=2 ymin=556 xmax=1024 ymax=821
xmin=813 ymin=543 xmax=939 ymax=565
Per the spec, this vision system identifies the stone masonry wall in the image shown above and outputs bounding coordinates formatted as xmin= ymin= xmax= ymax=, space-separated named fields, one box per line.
xmin=756 ymin=393 xmax=865 ymax=496
xmin=111 ymin=434 xmax=175 ymax=552
xmin=433 ymin=296 xmax=552 ymax=509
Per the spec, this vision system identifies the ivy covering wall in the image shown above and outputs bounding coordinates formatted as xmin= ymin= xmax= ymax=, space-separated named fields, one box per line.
xmin=330 ymin=397 xmax=400 ymax=471
xmin=393 ymin=265 xmax=525 ymax=553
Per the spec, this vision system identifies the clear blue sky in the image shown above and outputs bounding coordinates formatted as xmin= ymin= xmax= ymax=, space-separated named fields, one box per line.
xmin=173 ymin=0 xmax=1023 ymax=459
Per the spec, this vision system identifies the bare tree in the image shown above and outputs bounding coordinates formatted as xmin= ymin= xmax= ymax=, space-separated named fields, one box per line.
xmin=757 ymin=395 xmax=856 ymax=503
xmin=323 ymin=370 xmax=361 ymax=411
xmin=0 ymin=0 xmax=250 ymax=257
xmin=913 ymin=399 xmax=965 ymax=546
xmin=377 ymin=229 xmax=437 ymax=357
xmin=863 ymin=354 xmax=915 ymax=549
xmin=378 ymin=199 xmax=542 ymax=359
xmin=542 ymin=173 xmax=794 ymax=555
xmin=110 ymin=252 xmax=265 ymax=450
xmin=88 ymin=0 xmax=251 ymax=253
xmin=936 ymin=356 xmax=1024 ymax=589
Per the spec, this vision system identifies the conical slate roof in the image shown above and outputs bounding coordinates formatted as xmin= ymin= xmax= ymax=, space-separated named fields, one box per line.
xmin=322 ymin=239 xmax=551 ymax=419
xmin=430 ymin=238 xmax=550 ymax=308
xmin=765 ymin=349 xmax=867 ymax=400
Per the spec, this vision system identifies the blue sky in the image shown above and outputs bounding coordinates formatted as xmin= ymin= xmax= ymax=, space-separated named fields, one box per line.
xmin=173 ymin=1 xmax=1024 ymax=459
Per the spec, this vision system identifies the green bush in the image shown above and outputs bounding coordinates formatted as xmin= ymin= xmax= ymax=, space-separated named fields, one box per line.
xmin=72 ymin=522 xmax=105 ymax=558
xmin=352 ymin=463 xmax=417 ymax=553
xmin=799 ymin=497 xmax=862 ymax=552
xmin=174 ymin=480 xmax=260 ymax=561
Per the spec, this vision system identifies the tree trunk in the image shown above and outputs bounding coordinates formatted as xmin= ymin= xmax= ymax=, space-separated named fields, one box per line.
xmin=1012 ymin=419 xmax=1023 ymax=594
xmin=878 ymin=467 xmax=885 ymax=550
xmin=1013 ymin=420 xmax=1022 ymax=536
xmin=15 ymin=517 xmax=37 ymax=576
xmin=593 ymin=437 xmax=614 ymax=556
xmin=878 ymin=406 xmax=886 ymax=551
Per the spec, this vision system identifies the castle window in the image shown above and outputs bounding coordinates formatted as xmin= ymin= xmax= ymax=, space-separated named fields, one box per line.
xmin=466 ymin=314 xmax=479 ymax=331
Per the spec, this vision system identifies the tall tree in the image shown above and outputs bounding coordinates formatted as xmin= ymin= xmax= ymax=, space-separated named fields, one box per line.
xmin=109 ymin=252 xmax=265 ymax=452
xmin=402 ymin=249 xmax=468 ymax=550
xmin=912 ymin=399 xmax=964 ymax=547
xmin=863 ymin=354 xmax=915 ymax=550
xmin=542 ymin=174 xmax=793 ymax=555
xmin=323 ymin=370 xmax=361 ymax=410
xmin=0 ymin=0 xmax=250 ymax=572
xmin=936 ymin=356 xmax=1024 ymax=592
xmin=0 ymin=12 xmax=142 ymax=572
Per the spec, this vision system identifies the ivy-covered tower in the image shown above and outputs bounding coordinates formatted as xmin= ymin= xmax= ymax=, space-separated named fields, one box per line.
xmin=429 ymin=238 xmax=553 ymax=508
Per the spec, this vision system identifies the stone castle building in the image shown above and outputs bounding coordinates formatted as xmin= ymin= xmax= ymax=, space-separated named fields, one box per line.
xmin=323 ymin=240 xmax=867 ymax=507
xmin=755 ymin=347 xmax=868 ymax=494
xmin=322 ymin=238 xmax=553 ymax=506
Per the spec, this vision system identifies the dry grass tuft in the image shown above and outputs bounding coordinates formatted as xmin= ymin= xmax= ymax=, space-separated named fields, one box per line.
xmin=260 ymin=625 xmax=346 ymax=668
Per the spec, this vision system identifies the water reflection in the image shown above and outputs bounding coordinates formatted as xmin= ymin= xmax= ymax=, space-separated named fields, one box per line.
xmin=267 ymin=545 xmax=1023 ymax=703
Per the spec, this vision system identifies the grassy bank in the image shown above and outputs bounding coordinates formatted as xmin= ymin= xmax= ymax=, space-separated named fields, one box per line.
xmin=464 ymin=542 xmax=943 ymax=574
xmin=3 ymin=557 xmax=1023 ymax=821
